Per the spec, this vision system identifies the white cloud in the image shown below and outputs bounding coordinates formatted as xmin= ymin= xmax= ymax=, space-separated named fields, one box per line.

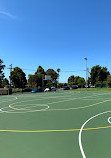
xmin=0 ymin=10 xmax=17 ymax=19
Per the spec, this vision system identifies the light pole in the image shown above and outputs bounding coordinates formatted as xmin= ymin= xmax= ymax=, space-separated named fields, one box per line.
xmin=7 ymin=64 xmax=12 ymax=89
xmin=84 ymin=57 xmax=88 ymax=92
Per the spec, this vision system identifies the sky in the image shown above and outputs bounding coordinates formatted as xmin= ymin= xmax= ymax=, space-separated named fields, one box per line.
xmin=0 ymin=0 xmax=111 ymax=83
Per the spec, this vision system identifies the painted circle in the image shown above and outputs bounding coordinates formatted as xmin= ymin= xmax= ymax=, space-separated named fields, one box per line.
xmin=1 ymin=104 xmax=50 ymax=113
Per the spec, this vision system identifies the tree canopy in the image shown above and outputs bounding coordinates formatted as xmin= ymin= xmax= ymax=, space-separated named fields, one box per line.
xmin=107 ymin=75 xmax=111 ymax=87
xmin=90 ymin=65 xmax=110 ymax=85
xmin=46 ymin=69 xmax=58 ymax=81
xmin=28 ymin=74 xmax=44 ymax=88
xmin=1 ymin=61 xmax=111 ymax=89
xmin=68 ymin=75 xmax=85 ymax=87
xmin=35 ymin=66 xmax=45 ymax=75
xmin=77 ymin=77 xmax=85 ymax=87
xmin=68 ymin=75 xmax=75 ymax=83
xmin=10 ymin=67 xmax=27 ymax=88
xmin=2 ymin=78 xmax=9 ymax=87
xmin=57 ymin=68 xmax=60 ymax=73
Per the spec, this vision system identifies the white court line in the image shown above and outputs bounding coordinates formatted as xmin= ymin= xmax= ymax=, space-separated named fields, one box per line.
xmin=47 ymin=94 xmax=110 ymax=105
xmin=1 ymin=104 xmax=50 ymax=113
xmin=14 ymin=104 xmax=49 ymax=110
xmin=1 ymin=92 xmax=110 ymax=113
xmin=0 ymin=96 xmax=18 ymax=104
xmin=7 ymin=94 xmax=102 ymax=109
xmin=79 ymin=108 xmax=111 ymax=158
xmin=1 ymin=92 xmax=111 ymax=113
xmin=11 ymin=92 xmax=111 ymax=105
xmin=108 ymin=117 xmax=111 ymax=124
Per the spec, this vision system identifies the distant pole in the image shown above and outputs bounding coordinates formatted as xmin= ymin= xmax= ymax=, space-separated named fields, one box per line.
xmin=7 ymin=64 xmax=12 ymax=89
xmin=84 ymin=58 xmax=88 ymax=92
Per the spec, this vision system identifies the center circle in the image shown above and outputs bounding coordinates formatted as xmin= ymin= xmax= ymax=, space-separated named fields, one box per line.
xmin=13 ymin=104 xmax=49 ymax=111
xmin=1 ymin=104 xmax=50 ymax=113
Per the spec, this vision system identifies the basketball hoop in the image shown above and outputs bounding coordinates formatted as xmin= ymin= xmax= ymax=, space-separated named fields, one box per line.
xmin=44 ymin=75 xmax=51 ymax=80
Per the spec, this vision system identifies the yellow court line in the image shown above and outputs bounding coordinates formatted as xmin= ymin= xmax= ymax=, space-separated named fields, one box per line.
xmin=49 ymin=99 xmax=111 ymax=111
xmin=7 ymin=99 xmax=111 ymax=133
xmin=0 ymin=125 xmax=111 ymax=133
xmin=9 ymin=99 xmax=111 ymax=111
xmin=9 ymin=104 xmax=31 ymax=111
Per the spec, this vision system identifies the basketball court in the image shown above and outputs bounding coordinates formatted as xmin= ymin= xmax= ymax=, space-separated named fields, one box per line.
xmin=0 ymin=91 xmax=111 ymax=158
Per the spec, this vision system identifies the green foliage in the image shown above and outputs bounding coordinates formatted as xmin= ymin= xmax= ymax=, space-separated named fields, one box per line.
xmin=74 ymin=76 xmax=80 ymax=85
xmin=57 ymin=68 xmax=60 ymax=73
xmin=67 ymin=75 xmax=85 ymax=87
xmin=28 ymin=67 xmax=58 ymax=89
xmin=95 ymin=81 xmax=101 ymax=84
xmin=2 ymin=78 xmax=9 ymax=87
xmin=107 ymin=75 xmax=111 ymax=87
xmin=10 ymin=67 xmax=27 ymax=88
xmin=102 ymin=81 xmax=108 ymax=84
xmin=58 ymin=83 xmax=64 ymax=88
xmin=28 ymin=74 xmax=44 ymax=88
xmin=12 ymin=88 xmax=23 ymax=93
xmin=68 ymin=75 xmax=75 ymax=83
xmin=46 ymin=69 xmax=58 ymax=81
xmin=0 ymin=59 xmax=5 ymax=87
xmin=87 ymin=77 xmax=91 ymax=85
xmin=35 ymin=65 xmax=45 ymax=75
xmin=95 ymin=80 xmax=108 ymax=88
xmin=68 ymin=82 xmax=75 ymax=86
xmin=77 ymin=78 xmax=85 ymax=87
xmin=64 ymin=83 xmax=67 ymax=86
xmin=45 ymin=82 xmax=53 ymax=88
xmin=28 ymin=75 xmax=37 ymax=88
xmin=90 ymin=65 xmax=110 ymax=85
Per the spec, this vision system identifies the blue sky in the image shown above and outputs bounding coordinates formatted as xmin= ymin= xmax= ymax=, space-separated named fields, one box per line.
xmin=0 ymin=0 xmax=111 ymax=83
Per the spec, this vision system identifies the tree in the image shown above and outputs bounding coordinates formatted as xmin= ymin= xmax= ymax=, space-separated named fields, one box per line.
xmin=28 ymin=75 xmax=37 ymax=88
xmin=58 ymin=83 xmax=64 ymax=88
xmin=0 ymin=59 xmax=5 ymax=87
xmin=35 ymin=74 xmax=44 ymax=88
xmin=35 ymin=65 xmax=45 ymax=75
xmin=77 ymin=77 xmax=85 ymax=87
xmin=67 ymin=75 xmax=85 ymax=87
xmin=99 ymin=67 xmax=110 ymax=83
xmin=64 ymin=83 xmax=67 ymax=86
xmin=57 ymin=68 xmax=60 ymax=73
xmin=68 ymin=82 xmax=75 ymax=86
xmin=28 ymin=74 xmax=45 ymax=88
xmin=35 ymin=66 xmax=46 ymax=88
xmin=107 ymin=75 xmax=111 ymax=87
xmin=45 ymin=82 xmax=53 ymax=88
xmin=10 ymin=67 xmax=27 ymax=88
xmin=28 ymin=66 xmax=46 ymax=89
xmin=57 ymin=68 xmax=60 ymax=84
xmin=74 ymin=76 xmax=80 ymax=85
xmin=29 ymin=67 xmax=59 ymax=89
xmin=46 ymin=69 xmax=58 ymax=81
xmin=68 ymin=75 xmax=75 ymax=83
xmin=90 ymin=65 xmax=110 ymax=85
xmin=2 ymin=78 xmax=9 ymax=87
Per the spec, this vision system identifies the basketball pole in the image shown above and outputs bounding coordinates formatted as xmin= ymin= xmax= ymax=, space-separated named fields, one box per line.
xmin=7 ymin=64 xmax=12 ymax=89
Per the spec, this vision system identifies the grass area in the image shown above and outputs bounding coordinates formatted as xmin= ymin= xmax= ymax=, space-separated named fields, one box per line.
xmin=71 ymin=88 xmax=111 ymax=91
xmin=12 ymin=88 xmax=22 ymax=93
xmin=0 ymin=91 xmax=111 ymax=158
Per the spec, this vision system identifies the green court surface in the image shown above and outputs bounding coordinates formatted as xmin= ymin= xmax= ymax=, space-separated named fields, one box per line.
xmin=0 ymin=91 xmax=111 ymax=158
